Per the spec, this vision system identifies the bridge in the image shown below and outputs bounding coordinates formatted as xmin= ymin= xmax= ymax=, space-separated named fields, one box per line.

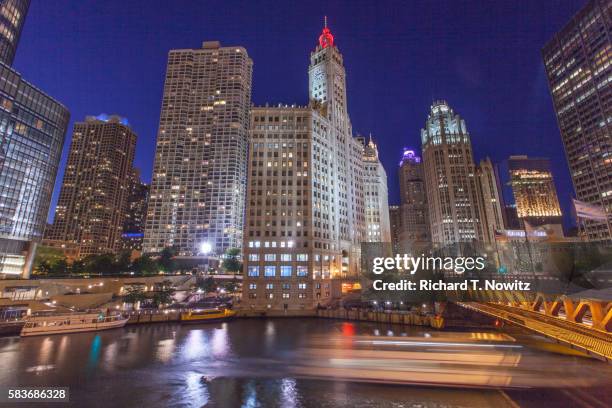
xmin=456 ymin=291 xmax=612 ymax=362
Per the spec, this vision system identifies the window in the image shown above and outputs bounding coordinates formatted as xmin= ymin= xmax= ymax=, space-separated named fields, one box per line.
xmin=249 ymin=283 xmax=257 ymax=289
xmin=264 ymin=254 xmax=276 ymax=261
xmin=297 ymin=254 xmax=308 ymax=261
xmin=282 ymin=293 xmax=290 ymax=299
xmin=265 ymin=283 xmax=274 ymax=289
xmin=298 ymin=283 xmax=307 ymax=290
xmin=248 ymin=254 xmax=259 ymax=261
xmin=280 ymin=266 xmax=292 ymax=277
xmin=297 ymin=266 xmax=308 ymax=276
xmin=282 ymin=283 xmax=290 ymax=290
xmin=264 ymin=266 xmax=276 ymax=277
xmin=248 ymin=266 xmax=259 ymax=277
xmin=280 ymin=254 xmax=291 ymax=262
xmin=298 ymin=293 xmax=306 ymax=299
xmin=267 ymin=293 xmax=274 ymax=299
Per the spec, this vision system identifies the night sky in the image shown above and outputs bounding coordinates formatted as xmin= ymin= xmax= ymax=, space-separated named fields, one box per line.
xmin=14 ymin=0 xmax=584 ymax=227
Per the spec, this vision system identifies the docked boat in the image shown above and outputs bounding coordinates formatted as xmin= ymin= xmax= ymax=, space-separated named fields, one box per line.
xmin=20 ymin=312 xmax=128 ymax=337
xmin=180 ymin=308 xmax=236 ymax=323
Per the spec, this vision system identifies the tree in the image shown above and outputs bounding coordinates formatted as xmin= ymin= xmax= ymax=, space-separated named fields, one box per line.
xmin=158 ymin=247 xmax=177 ymax=273
xmin=71 ymin=259 xmax=86 ymax=274
xmin=198 ymin=276 xmax=217 ymax=294
xmin=222 ymin=278 xmax=238 ymax=293
xmin=122 ymin=287 xmax=146 ymax=306
xmin=33 ymin=246 xmax=66 ymax=275
xmin=222 ymin=248 xmax=242 ymax=274
xmin=83 ymin=253 xmax=116 ymax=274
xmin=152 ymin=280 xmax=175 ymax=307
xmin=132 ymin=255 xmax=157 ymax=275
xmin=49 ymin=259 xmax=69 ymax=275
xmin=115 ymin=250 xmax=132 ymax=273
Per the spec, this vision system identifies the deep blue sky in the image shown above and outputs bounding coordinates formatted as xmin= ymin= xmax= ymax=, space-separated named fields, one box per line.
xmin=14 ymin=0 xmax=583 ymax=226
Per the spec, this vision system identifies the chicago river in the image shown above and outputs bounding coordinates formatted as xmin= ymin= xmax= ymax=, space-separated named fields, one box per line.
xmin=0 ymin=319 xmax=610 ymax=407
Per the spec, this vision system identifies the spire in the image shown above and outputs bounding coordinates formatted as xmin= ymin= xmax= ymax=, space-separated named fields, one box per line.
xmin=319 ymin=17 xmax=334 ymax=49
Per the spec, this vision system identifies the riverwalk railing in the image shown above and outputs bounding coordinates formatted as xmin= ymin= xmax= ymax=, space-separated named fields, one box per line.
xmin=316 ymin=308 xmax=444 ymax=329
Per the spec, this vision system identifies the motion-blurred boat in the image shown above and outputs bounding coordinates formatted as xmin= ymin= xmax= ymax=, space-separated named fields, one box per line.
xmin=20 ymin=312 xmax=128 ymax=337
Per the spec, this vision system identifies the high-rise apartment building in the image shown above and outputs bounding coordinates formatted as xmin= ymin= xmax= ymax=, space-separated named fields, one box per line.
xmin=543 ymin=0 xmax=611 ymax=240
xmin=0 ymin=0 xmax=29 ymax=66
xmin=398 ymin=148 xmax=430 ymax=253
xmin=0 ymin=64 xmax=69 ymax=277
xmin=242 ymin=22 xmax=366 ymax=311
xmin=358 ymin=135 xmax=391 ymax=243
xmin=121 ymin=168 xmax=149 ymax=252
xmin=144 ymin=41 xmax=253 ymax=257
xmin=421 ymin=100 xmax=483 ymax=245
xmin=389 ymin=205 xmax=401 ymax=254
xmin=46 ymin=115 xmax=136 ymax=258
xmin=507 ymin=155 xmax=563 ymax=227
xmin=476 ymin=158 xmax=505 ymax=242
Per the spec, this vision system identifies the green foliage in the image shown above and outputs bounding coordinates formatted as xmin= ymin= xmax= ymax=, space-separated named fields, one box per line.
xmin=198 ymin=276 xmax=217 ymax=293
xmin=33 ymin=246 xmax=67 ymax=275
xmin=131 ymin=255 xmax=157 ymax=275
xmin=152 ymin=280 xmax=175 ymax=307
xmin=222 ymin=248 xmax=242 ymax=273
xmin=122 ymin=287 xmax=147 ymax=305
xmin=158 ymin=246 xmax=177 ymax=272
xmin=222 ymin=278 xmax=239 ymax=293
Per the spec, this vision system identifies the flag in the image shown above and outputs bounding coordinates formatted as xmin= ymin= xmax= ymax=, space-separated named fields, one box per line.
xmin=572 ymin=198 xmax=608 ymax=221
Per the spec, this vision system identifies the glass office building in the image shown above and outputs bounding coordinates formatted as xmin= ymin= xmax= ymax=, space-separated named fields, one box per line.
xmin=0 ymin=62 xmax=69 ymax=277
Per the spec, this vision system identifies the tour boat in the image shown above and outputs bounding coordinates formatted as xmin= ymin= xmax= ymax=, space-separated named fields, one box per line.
xmin=20 ymin=312 xmax=128 ymax=337
xmin=180 ymin=308 xmax=236 ymax=323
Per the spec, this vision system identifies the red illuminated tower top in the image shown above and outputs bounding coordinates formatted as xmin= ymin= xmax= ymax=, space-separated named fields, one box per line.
xmin=319 ymin=16 xmax=334 ymax=48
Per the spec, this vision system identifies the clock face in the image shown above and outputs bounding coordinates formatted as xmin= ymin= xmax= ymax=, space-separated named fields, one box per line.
xmin=313 ymin=68 xmax=325 ymax=83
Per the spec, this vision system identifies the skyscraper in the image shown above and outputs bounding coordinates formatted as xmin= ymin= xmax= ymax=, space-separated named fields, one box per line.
xmin=476 ymin=158 xmax=505 ymax=242
xmin=144 ymin=41 xmax=253 ymax=257
xmin=398 ymin=148 xmax=430 ymax=253
xmin=242 ymin=21 xmax=366 ymax=311
xmin=543 ymin=0 xmax=611 ymax=240
xmin=46 ymin=115 xmax=136 ymax=258
xmin=0 ymin=65 xmax=69 ymax=277
xmin=507 ymin=155 xmax=563 ymax=227
xmin=388 ymin=205 xmax=401 ymax=254
xmin=0 ymin=0 xmax=30 ymax=66
xmin=421 ymin=100 xmax=483 ymax=245
xmin=121 ymin=168 xmax=149 ymax=252
xmin=358 ymin=135 xmax=391 ymax=243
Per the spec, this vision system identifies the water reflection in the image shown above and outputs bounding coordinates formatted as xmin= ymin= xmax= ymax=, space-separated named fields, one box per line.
xmin=0 ymin=319 xmax=609 ymax=407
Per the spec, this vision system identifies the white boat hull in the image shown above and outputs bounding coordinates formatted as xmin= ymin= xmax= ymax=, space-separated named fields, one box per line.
xmin=20 ymin=317 xmax=128 ymax=337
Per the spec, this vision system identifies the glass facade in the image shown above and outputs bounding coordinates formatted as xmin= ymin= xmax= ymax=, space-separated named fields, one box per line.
xmin=0 ymin=0 xmax=29 ymax=66
xmin=0 ymin=62 xmax=69 ymax=276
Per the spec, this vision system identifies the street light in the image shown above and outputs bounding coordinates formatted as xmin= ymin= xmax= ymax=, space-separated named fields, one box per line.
xmin=200 ymin=242 xmax=213 ymax=255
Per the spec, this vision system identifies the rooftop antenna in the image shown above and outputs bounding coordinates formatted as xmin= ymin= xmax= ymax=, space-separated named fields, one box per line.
xmin=324 ymin=15 xmax=328 ymax=28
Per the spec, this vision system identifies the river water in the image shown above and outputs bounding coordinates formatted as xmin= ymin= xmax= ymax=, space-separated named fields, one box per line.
xmin=0 ymin=318 xmax=610 ymax=407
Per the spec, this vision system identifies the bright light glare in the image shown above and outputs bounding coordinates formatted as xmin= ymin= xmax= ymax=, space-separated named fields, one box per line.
xmin=200 ymin=242 xmax=213 ymax=254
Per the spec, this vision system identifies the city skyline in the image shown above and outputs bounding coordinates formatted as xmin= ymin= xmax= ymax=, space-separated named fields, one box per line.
xmin=13 ymin=0 xmax=584 ymax=228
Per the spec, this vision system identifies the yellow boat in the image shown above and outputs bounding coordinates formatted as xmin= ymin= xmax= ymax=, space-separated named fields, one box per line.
xmin=180 ymin=308 xmax=236 ymax=323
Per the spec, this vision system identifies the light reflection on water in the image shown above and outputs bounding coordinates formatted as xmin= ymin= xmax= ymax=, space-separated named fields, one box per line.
xmin=0 ymin=318 xmax=609 ymax=407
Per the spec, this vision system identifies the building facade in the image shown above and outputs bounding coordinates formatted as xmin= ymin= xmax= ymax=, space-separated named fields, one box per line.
xmin=144 ymin=41 xmax=253 ymax=257
xmin=242 ymin=22 xmax=366 ymax=311
xmin=46 ymin=115 xmax=136 ymax=258
xmin=421 ymin=100 xmax=483 ymax=245
xmin=0 ymin=0 xmax=29 ymax=66
xmin=543 ymin=0 xmax=612 ymax=240
xmin=0 ymin=64 xmax=69 ymax=277
xmin=507 ymin=155 xmax=563 ymax=227
xmin=389 ymin=205 xmax=401 ymax=254
xmin=398 ymin=148 xmax=430 ymax=253
xmin=121 ymin=168 xmax=149 ymax=252
xmin=358 ymin=135 xmax=391 ymax=243
xmin=476 ymin=158 xmax=505 ymax=243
